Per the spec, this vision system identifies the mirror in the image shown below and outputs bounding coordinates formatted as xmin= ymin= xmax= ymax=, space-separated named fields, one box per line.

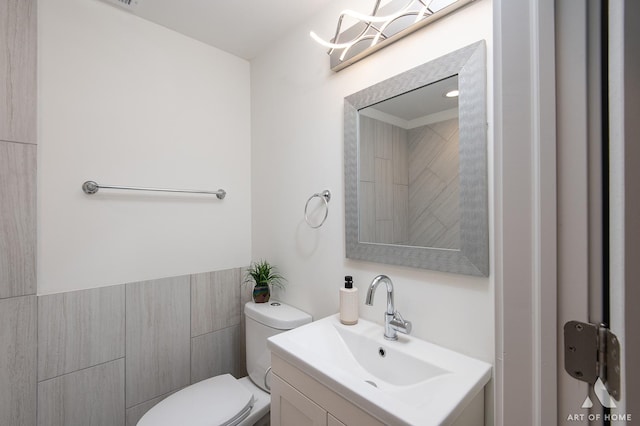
xmin=358 ymin=75 xmax=460 ymax=249
xmin=344 ymin=41 xmax=488 ymax=276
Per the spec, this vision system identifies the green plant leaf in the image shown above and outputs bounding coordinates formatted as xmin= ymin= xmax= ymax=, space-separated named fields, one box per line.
xmin=243 ymin=259 xmax=286 ymax=290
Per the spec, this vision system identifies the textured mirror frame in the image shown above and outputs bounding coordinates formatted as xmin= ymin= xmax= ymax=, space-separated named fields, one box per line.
xmin=344 ymin=41 xmax=488 ymax=276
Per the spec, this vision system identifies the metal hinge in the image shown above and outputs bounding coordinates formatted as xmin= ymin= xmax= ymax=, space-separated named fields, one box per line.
xmin=564 ymin=321 xmax=620 ymax=401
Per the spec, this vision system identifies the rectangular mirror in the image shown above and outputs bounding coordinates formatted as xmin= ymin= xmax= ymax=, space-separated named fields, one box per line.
xmin=344 ymin=41 xmax=488 ymax=276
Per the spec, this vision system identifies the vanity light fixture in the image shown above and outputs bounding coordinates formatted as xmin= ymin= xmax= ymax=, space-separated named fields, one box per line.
xmin=310 ymin=0 xmax=476 ymax=71
xmin=445 ymin=89 xmax=460 ymax=98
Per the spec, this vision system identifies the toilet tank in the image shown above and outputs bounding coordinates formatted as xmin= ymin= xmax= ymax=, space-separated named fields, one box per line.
xmin=244 ymin=301 xmax=311 ymax=393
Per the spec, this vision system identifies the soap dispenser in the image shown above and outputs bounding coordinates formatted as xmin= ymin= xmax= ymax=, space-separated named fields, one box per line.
xmin=340 ymin=276 xmax=358 ymax=325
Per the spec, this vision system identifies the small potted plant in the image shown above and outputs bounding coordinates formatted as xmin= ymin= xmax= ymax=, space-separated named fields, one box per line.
xmin=244 ymin=260 xmax=286 ymax=303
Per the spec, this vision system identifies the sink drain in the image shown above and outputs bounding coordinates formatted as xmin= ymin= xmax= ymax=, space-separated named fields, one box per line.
xmin=365 ymin=380 xmax=378 ymax=388
xmin=378 ymin=347 xmax=386 ymax=357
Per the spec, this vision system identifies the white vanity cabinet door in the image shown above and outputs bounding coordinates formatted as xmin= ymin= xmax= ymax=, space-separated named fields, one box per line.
xmin=271 ymin=354 xmax=385 ymax=426
xmin=328 ymin=414 xmax=347 ymax=426
xmin=271 ymin=373 xmax=327 ymax=426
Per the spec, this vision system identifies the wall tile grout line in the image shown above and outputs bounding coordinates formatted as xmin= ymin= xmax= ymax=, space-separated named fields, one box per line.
xmin=190 ymin=322 xmax=241 ymax=340
xmin=126 ymin=387 xmax=181 ymax=411
xmin=35 ymin=295 xmax=39 ymax=426
xmin=0 ymin=138 xmax=37 ymax=146
xmin=0 ymin=292 xmax=36 ymax=301
xmin=124 ymin=282 xmax=128 ymax=426
xmin=36 ymin=357 xmax=126 ymax=385
xmin=189 ymin=273 xmax=193 ymax=385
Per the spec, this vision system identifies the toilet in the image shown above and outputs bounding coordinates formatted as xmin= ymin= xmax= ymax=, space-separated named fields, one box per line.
xmin=138 ymin=300 xmax=312 ymax=426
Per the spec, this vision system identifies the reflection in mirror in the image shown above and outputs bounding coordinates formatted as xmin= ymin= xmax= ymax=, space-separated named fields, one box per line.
xmin=358 ymin=76 xmax=460 ymax=249
xmin=344 ymin=41 xmax=488 ymax=276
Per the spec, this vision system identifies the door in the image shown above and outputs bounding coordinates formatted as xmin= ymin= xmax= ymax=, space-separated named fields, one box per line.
xmin=607 ymin=0 xmax=640 ymax=422
xmin=556 ymin=0 xmax=604 ymax=423
xmin=493 ymin=1 xmax=637 ymax=423
xmin=557 ymin=0 xmax=639 ymax=423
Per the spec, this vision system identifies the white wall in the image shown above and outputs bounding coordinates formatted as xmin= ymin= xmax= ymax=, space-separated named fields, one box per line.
xmin=251 ymin=0 xmax=494 ymax=365
xmin=38 ymin=0 xmax=251 ymax=295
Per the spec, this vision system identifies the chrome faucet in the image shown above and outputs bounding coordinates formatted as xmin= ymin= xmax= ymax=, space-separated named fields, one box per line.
xmin=365 ymin=275 xmax=412 ymax=341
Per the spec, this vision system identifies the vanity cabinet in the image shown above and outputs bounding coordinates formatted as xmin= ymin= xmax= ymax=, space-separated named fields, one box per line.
xmin=270 ymin=354 xmax=385 ymax=426
xmin=271 ymin=374 xmax=327 ymax=426
xmin=271 ymin=353 xmax=486 ymax=426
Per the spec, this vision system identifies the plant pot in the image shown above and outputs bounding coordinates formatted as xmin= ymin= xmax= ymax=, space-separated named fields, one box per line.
xmin=252 ymin=285 xmax=270 ymax=303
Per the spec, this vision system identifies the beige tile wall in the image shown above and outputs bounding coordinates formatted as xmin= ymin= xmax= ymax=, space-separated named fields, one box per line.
xmin=38 ymin=285 xmax=125 ymax=381
xmin=38 ymin=360 xmax=125 ymax=426
xmin=0 ymin=141 xmax=37 ymax=298
xmin=359 ymin=115 xmax=460 ymax=249
xmin=408 ymin=118 xmax=460 ymax=249
xmin=359 ymin=116 xmax=409 ymax=245
xmin=125 ymin=276 xmax=191 ymax=407
xmin=0 ymin=296 xmax=37 ymax=426
xmin=0 ymin=0 xmax=38 ymax=424
xmin=35 ymin=267 xmax=249 ymax=426
xmin=0 ymin=0 xmax=36 ymax=144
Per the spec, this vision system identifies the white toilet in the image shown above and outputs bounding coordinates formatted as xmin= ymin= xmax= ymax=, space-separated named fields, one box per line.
xmin=138 ymin=300 xmax=312 ymax=426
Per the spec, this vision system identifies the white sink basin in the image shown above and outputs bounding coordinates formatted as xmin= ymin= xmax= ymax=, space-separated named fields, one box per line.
xmin=334 ymin=324 xmax=450 ymax=386
xmin=268 ymin=314 xmax=491 ymax=425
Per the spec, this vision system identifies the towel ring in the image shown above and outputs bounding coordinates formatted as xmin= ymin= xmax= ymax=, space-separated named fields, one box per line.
xmin=304 ymin=190 xmax=331 ymax=228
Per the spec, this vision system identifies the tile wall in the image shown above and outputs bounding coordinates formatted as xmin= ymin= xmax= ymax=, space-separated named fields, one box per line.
xmin=34 ymin=268 xmax=252 ymax=426
xmin=359 ymin=115 xmax=461 ymax=249
xmin=1 ymin=0 xmax=38 ymax=425
xmin=359 ymin=115 xmax=409 ymax=245
xmin=407 ymin=118 xmax=460 ymax=249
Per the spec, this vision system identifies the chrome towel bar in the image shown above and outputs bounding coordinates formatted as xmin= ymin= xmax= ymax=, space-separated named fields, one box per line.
xmin=82 ymin=180 xmax=226 ymax=200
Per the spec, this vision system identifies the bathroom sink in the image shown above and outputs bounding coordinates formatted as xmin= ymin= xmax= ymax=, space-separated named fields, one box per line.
xmin=333 ymin=323 xmax=449 ymax=386
xmin=268 ymin=314 xmax=491 ymax=425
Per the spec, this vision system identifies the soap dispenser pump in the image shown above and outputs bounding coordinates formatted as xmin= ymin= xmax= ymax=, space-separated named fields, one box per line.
xmin=340 ymin=276 xmax=358 ymax=325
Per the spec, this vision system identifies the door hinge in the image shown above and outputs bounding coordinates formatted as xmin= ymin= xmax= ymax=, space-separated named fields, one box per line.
xmin=564 ymin=321 xmax=620 ymax=401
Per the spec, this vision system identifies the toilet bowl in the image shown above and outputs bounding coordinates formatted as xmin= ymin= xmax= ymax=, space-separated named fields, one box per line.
xmin=137 ymin=301 xmax=312 ymax=426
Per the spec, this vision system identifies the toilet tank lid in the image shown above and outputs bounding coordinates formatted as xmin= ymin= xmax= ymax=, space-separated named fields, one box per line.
xmin=244 ymin=300 xmax=312 ymax=329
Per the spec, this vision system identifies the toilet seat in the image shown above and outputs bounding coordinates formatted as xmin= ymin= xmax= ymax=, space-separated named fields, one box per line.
xmin=137 ymin=374 xmax=254 ymax=426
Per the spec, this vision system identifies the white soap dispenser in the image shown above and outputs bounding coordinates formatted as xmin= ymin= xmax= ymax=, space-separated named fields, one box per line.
xmin=340 ymin=276 xmax=358 ymax=325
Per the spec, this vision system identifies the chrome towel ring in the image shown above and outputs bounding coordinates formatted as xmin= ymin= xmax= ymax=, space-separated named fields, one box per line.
xmin=304 ymin=190 xmax=331 ymax=228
